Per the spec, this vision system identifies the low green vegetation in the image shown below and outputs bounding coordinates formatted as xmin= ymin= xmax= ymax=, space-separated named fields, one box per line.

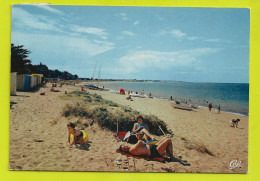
xmin=61 ymin=91 xmax=172 ymax=136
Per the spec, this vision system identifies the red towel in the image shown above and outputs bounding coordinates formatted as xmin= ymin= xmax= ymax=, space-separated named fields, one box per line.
xmin=114 ymin=132 xmax=127 ymax=142
xmin=116 ymin=149 xmax=166 ymax=163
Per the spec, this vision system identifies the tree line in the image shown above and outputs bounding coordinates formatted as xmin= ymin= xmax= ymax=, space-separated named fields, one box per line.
xmin=11 ymin=43 xmax=79 ymax=80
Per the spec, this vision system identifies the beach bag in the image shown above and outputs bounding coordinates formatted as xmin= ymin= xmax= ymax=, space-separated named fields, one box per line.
xmin=126 ymin=134 xmax=138 ymax=144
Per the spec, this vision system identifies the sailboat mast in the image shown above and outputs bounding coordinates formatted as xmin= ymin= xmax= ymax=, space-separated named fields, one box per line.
xmin=92 ymin=61 xmax=97 ymax=82
xmin=97 ymin=66 xmax=101 ymax=87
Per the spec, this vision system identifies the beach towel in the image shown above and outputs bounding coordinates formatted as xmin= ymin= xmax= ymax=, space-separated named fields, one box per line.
xmin=116 ymin=149 xmax=166 ymax=163
xmin=114 ymin=132 xmax=128 ymax=142
xmin=113 ymin=131 xmax=138 ymax=144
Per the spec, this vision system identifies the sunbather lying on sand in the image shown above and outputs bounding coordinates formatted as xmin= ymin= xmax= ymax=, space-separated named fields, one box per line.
xmin=67 ymin=122 xmax=87 ymax=146
xmin=40 ymin=92 xmax=45 ymax=95
xmin=50 ymin=87 xmax=60 ymax=92
xmin=118 ymin=136 xmax=174 ymax=161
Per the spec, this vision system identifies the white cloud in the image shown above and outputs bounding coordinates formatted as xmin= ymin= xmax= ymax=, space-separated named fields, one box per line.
xmin=71 ymin=26 xmax=109 ymax=39
xmin=156 ymin=15 xmax=164 ymax=21
xmin=12 ymin=7 xmax=60 ymax=31
xmin=33 ymin=5 xmax=64 ymax=15
xmin=134 ymin=21 xmax=139 ymax=25
xmin=12 ymin=31 xmax=114 ymax=61
xmin=159 ymin=29 xmax=186 ymax=38
xmin=118 ymin=13 xmax=129 ymax=20
xmin=122 ymin=31 xmax=135 ymax=36
xmin=205 ymin=38 xmax=221 ymax=42
xmin=117 ymin=48 xmax=218 ymax=73
xmin=187 ymin=37 xmax=200 ymax=41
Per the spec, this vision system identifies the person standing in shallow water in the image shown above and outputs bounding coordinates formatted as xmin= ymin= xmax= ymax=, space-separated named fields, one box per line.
xmin=208 ymin=103 xmax=212 ymax=112
xmin=218 ymin=105 xmax=221 ymax=113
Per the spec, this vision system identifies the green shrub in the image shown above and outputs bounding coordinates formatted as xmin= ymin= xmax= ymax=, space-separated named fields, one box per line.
xmin=61 ymin=92 xmax=172 ymax=136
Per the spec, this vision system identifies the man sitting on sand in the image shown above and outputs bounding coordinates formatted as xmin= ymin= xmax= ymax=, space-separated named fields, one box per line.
xmin=118 ymin=136 xmax=174 ymax=161
xmin=230 ymin=119 xmax=240 ymax=128
xmin=50 ymin=87 xmax=60 ymax=92
xmin=126 ymin=95 xmax=133 ymax=101
xmin=67 ymin=122 xmax=86 ymax=146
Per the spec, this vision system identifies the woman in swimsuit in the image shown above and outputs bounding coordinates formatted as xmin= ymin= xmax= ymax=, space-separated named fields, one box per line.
xmin=132 ymin=116 xmax=149 ymax=133
xmin=118 ymin=137 xmax=174 ymax=160
xmin=67 ymin=122 xmax=84 ymax=146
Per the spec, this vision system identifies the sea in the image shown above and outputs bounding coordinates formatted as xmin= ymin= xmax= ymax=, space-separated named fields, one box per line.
xmin=99 ymin=81 xmax=249 ymax=116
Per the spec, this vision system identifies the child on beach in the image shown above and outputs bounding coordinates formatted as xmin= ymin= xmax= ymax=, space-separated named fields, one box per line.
xmin=230 ymin=119 xmax=240 ymax=128
xmin=67 ymin=122 xmax=88 ymax=146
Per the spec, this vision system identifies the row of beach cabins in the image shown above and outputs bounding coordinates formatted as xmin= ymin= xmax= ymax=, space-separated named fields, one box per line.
xmin=10 ymin=72 xmax=45 ymax=96
xmin=10 ymin=72 xmax=78 ymax=96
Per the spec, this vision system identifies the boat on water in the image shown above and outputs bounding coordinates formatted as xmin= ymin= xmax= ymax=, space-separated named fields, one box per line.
xmin=85 ymin=84 xmax=98 ymax=90
xmin=170 ymin=101 xmax=193 ymax=111
xmin=130 ymin=93 xmax=147 ymax=98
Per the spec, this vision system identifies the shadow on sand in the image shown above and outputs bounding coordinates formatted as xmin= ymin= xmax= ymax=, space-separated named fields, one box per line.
xmin=166 ymin=156 xmax=191 ymax=166
xmin=10 ymin=101 xmax=17 ymax=109
xmin=77 ymin=141 xmax=92 ymax=151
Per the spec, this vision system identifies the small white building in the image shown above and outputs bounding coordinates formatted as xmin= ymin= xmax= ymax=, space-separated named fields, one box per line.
xmin=10 ymin=72 xmax=17 ymax=96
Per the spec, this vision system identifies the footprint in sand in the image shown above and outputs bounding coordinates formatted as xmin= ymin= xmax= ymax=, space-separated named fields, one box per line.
xmin=11 ymin=154 xmax=22 ymax=159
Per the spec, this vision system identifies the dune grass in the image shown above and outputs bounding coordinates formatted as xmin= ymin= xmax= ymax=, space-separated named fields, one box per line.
xmin=181 ymin=137 xmax=214 ymax=156
xmin=61 ymin=91 xmax=172 ymax=136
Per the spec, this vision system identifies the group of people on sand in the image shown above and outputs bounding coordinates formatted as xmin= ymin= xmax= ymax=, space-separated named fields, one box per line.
xmin=67 ymin=115 xmax=175 ymax=161
xmin=40 ymin=82 xmax=67 ymax=95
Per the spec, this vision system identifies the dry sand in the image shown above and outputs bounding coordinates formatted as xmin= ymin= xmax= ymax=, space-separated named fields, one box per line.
xmin=9 ymin=83 xmax=248 ymax=173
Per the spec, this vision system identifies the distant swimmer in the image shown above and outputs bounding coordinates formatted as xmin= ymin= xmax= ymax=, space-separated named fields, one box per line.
xmin=208 ymin=103 xmax=212 ymax=112
xmin=148 ymin=93 xmax=152 ymax=98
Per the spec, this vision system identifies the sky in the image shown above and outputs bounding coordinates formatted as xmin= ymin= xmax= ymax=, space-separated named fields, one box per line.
xmin=11 ymin=5 xmax=250 ymax=83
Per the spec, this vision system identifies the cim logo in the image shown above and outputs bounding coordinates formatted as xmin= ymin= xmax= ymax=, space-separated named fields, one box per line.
xmin=230 ymin=160 xmax=241 ymax=169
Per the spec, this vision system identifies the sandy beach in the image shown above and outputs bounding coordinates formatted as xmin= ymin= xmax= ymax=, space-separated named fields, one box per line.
xmin=9 ymin=82 xmax=248 ymax=173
